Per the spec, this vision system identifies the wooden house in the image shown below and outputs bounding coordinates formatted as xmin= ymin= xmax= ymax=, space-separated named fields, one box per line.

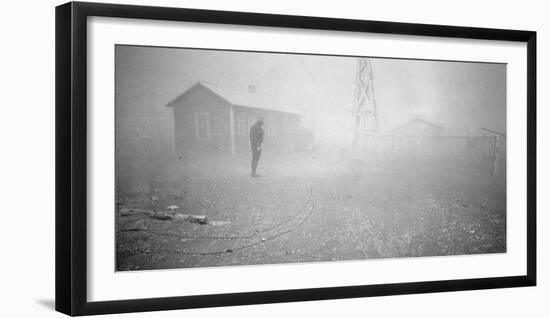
xmin=392 ymin=118 xmax=446 ymax=154
xmin=166 ymin=82 xmax=300 ymax=155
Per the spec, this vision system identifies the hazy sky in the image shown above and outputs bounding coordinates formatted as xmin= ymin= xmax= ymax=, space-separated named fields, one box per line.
xmin=116 ymin=45 xmax=506 ymax=135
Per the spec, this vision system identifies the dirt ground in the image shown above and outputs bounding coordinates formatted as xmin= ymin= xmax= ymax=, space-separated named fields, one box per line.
xmin=115 ymin=151 xmax=506 ymax=271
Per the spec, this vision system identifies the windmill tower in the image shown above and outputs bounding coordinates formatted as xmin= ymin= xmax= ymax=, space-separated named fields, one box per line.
xmin=351 ymin=58 xmax=378 ymax=151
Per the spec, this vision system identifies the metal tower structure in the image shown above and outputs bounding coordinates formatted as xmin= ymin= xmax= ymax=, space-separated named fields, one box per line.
xmin=351 ymin=58 xmax=378 ymax=151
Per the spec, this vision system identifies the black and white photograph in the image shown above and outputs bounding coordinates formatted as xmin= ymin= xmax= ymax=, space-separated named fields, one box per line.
xmin=115 ymin=45 xmax=507 ymax=271
xmin=2 ymin=0 xmax=546 ymax=316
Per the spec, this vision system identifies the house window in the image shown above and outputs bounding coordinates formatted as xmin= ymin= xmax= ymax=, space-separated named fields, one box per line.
xmin=195 ymin=112 xmax=210 ymax=140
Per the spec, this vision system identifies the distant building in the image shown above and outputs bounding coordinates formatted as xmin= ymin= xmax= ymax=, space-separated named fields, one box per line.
xmin=166 ymin=82 xmax=300 ymax=155
xmin=392 ymin=118 xmax=446 ymax=154
xmin=393 ymin=118 xmax=445 ymax=136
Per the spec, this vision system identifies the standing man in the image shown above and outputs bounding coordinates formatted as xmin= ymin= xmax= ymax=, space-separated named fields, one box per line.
xmin=250 ymin=118 xmax=264 ymax=177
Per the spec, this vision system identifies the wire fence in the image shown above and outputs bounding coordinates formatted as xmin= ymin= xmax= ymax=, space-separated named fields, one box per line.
xmin=357 ymin=134 xmax=506 ymax=175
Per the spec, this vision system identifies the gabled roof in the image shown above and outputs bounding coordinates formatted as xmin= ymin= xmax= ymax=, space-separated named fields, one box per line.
xmin=394 ymin=118 xmax=445 ymax=130
xmin=165 ymin=82 xmax=231 ymax=108
xmin=165 ymin=81 xmax=299 ymax=116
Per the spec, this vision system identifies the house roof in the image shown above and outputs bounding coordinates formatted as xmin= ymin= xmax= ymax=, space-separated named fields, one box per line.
xmin=394 ymin=118 xmax=445 ymax=131
xmin=166 ymin=82 xmax=300 ymax=117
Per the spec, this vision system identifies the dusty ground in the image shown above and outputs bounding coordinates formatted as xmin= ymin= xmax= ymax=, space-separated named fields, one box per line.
xmin=116 ymin=151 xmax=506 ymax=271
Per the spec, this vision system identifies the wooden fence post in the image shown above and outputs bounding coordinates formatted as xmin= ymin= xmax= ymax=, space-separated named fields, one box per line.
xmin=492 ymin=135 xmax=499 ymax=174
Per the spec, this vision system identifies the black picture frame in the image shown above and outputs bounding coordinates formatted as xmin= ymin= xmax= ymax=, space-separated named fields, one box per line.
xmin=55 ymin=1 xmax=536 ymax=316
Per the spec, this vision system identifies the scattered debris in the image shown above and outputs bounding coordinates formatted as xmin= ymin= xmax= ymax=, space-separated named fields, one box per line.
xmin=173 ymin=214 xmax=189 ymax=222
xmin=119 ymin=208 xmax=133 ymax=217
xmin=174 ymin=213 xmax=209 ymax=225
xmin=187 ymin=215 xmax=209 ymax=225
xmin=117 ymin=187 xmax=317 ymax=267
xmin=118 ymin=207 xmax=156 ymax=217
xmin=151 ymin=213 xmax=173 ymax=221
xmin=210 ymin=220 xmax=231 ymax=226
